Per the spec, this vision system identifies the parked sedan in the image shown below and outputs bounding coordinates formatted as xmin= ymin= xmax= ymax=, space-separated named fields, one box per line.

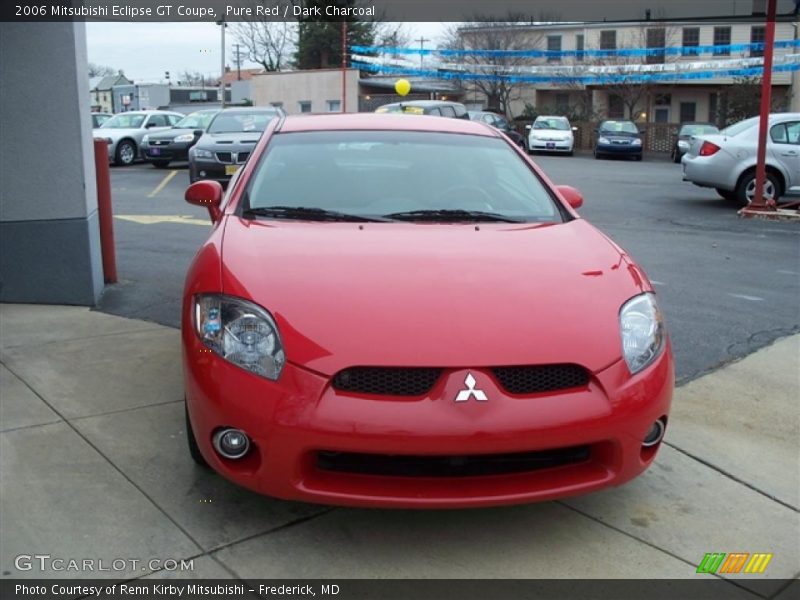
xmin=181 ymin=113 xmax=673 ymax=508
xmin=468 ymin=111 xmax=526 ymax=149
xmin=94 ymin=110 xmax=184 ymax=166
xmin=671 ymin=122 xmax=719 ymax=163
xmin=188 ymin=107 xmax=284 ymax=184
xmin=141 ymin=109 xmax=219 ymax=168
xmin=91 ymin=112 xmax=112 ymax=128
xmin=682 ymin=113 xmax=800 ymax=206
xmin=375 ymin=100 xmax=470 ymax=119
xmin=594 ymin=120 xmax=643 ymax=161
xmin=527 ymin=116 xmax=576 ymax=155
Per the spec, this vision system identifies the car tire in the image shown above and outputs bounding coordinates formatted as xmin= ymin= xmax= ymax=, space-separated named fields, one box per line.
xmin=594 ymin=151 xmax=601 ymax=159
xmin=716 ymin=188 xmax=737 ymax=202
xmin=672 ymin=149 xmax=681 ymax=163
xmin=567 ymin=150 xmax=574 ymax=157
xmin=634 ymin=155 xmax=643 ymax=162
xmin=734 ymin=170 xmax=781 ymax=207
xmin=114 ymin=140 xmax=137 ymax=166
xmin=152 ymin=160 xmax=171 ymax=169
xmin=186 ymin=404 xmax=209 ymax=468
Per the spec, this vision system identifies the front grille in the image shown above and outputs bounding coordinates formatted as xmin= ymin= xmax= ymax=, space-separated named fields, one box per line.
xmin=492 ymin=364 xmax=590 ymax=395
xmin=236 ymin=151 xmax=250 ymax=164
xmin=332 ymin=367 xmax=441 ymax=397
xmin=317 ymin=445 xmax=591 ymax=477
xmin=215 ymin=151 xmax=233 ymax=163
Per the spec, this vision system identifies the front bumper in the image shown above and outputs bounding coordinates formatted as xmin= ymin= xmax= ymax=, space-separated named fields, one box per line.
xmin=183 ymin=326 xmax=674 ymax=508
xmin=188 ymin=157 xmax=240 ymax=183
xmin=596 ymin=143 xmax=642 ymax=156
xmin=142 ymin=141 xmax=192 ymax=162
xmin=529 ymin=139 xmax=573 ymax=153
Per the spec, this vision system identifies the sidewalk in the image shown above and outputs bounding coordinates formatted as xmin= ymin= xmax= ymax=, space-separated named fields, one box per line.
xmin=1 ymin=304 xmax=797 ymax=594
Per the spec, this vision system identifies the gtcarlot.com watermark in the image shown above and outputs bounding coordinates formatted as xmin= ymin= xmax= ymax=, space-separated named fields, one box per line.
xmin=14 ymin=554 xmax=194 ymax=573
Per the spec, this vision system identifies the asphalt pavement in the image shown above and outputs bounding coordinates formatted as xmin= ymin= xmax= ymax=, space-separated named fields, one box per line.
xmin=96 ymin=154 xmax=800 ymax=384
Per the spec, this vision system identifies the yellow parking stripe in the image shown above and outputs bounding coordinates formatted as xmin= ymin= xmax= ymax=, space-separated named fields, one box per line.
xmin=115 ymin=215 xmax=209 ymax=226
xmin=147 ymin=170 xmax=179 ymax=198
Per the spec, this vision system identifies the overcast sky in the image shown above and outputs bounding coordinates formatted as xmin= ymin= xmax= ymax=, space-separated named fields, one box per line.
xmin=85 ymin=22 xmax=446 ymax=83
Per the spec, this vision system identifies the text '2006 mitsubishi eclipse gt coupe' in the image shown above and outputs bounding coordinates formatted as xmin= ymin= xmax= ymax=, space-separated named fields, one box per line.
xmin=182 ymin=113 xmax=673 ymax=508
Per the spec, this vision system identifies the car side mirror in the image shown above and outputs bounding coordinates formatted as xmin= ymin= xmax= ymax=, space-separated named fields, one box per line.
xmin=193 ymin=129 xmax=204 ymax=137
xmin=556 ymin=185 xmax=583 ymax=210
xmin=146 ymin=122 xmax=158 ymax=128
xmin=639 ymin=130 xmax=646 ymax=135
xmin=185 ymin=180 xmax=223 ymax=223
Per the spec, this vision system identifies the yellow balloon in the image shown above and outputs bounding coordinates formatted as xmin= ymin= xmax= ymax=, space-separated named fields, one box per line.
xmin=395 ymin=79 xmax=411 ymax=97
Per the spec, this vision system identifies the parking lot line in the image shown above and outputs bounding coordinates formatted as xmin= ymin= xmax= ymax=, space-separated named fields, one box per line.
xmin=727 ymin=293 xmax=765 ymax=302
xmin=147 ymin=170 xmax=179 ymax=198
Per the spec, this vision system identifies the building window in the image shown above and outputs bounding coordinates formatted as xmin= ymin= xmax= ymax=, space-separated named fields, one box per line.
xmin=713 ymin=27 xmax=731 ymax=56
xmin=679 ymin=102 xmax=697 ymax=123
xmin=576 ymin=34 xmax=585 ymax=62
xmin=750 ymin=26 xmax=766 ymax=58
xmin=327 ymin=100 xmax=341 ymax=112
xmin=654 ymin=107 xmax=670 ymax=123
xmin=600 ymin=30 xmax=617 ymax=51
xmin=299 ymin=101 xmax=312 ymax=113
xmin=547 ymin=35 xmax=562 ymax=62
xmin=646 ymin=28 xmax=666 ymax=64
xmin=682 ymin=27 xmax=700 ymax=56
xmin=709 ymin=92 xmax=719 ymax=124
xmin=555 ymin=93 xmax=570 ymax=114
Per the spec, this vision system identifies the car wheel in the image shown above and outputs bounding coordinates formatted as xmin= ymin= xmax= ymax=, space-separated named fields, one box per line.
xmin=715 ymin=188 xmax=737 ymax=202
xmin=567 ymin=150 xmax=574 ymax=157
xmin=114 ymin=140 xmax=136 ymax=166
xmin=594 ymin=150 xmax=600 ymax=159
xmin=634 ymin=155 xmax=643 ymax=162
xmin=152 ymin=160 xmax=171 ymax=169
xmin=735 ymin=171 xmax=781 ymax=207
xmin=672 ymin=149 xmax=680 ymax=163
xmin=185 ymin=404 xmax=209 ymax=468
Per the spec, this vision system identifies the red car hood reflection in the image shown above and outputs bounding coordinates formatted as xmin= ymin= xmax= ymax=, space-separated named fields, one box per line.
xmin=219 ymin=218 xmax=650 ymax=375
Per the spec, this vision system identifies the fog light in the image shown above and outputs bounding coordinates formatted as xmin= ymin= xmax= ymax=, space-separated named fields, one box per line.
xmin=199 ymin=170 xmax=206 ymax=177
xmin=212 ymin=428 xmax=250 ymax=459
xmin=642 ymin=418 xmax=666 ymax=447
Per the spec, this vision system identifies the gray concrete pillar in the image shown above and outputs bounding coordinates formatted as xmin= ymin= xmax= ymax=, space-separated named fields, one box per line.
xmin=0 ymin=22 xmax=104 ymax=305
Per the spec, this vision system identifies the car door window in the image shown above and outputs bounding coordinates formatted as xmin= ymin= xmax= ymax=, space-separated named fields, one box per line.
xmin=147 ymin=115 xmax=167 ymax=128
xmin=770 ymin=124 xmax=788 ymax=144
xmin=785 ymin=122 xmax=800 ymax=145
xmin=167 ymin=115 xmax=182 ymax=126
xmin=427 ymin=107 xmax=442 ymax=116
xmin=440 ymin=106 xmax=456 ymax=118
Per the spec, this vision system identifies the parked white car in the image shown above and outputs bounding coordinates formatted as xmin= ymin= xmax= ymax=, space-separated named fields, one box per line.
xmin=93 ymin=110 xmax=184 ymax=166
xmin=681 ymin=113 xmax=800 ymax=206
xmin=527 ymin=116 xmax=576 ymax=155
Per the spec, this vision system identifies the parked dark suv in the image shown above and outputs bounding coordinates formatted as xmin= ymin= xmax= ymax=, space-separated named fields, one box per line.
xmin=468 ymin=111 xmax=526 ymax=149
xmin=375 ymin=100 xmax=469 ymax=119
xmin=594 ymin=120 xmax=644 ymax=161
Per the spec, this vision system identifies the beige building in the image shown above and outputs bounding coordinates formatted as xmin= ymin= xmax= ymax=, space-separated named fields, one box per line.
xmin=251 ymin=68 xmax=360 ymax=114
xmin=460 ymin=15 xmax=799 ymax=124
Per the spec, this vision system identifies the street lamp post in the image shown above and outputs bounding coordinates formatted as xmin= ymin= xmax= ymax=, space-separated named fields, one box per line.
xmin=217 ymin=17 xmax=227 ymax=108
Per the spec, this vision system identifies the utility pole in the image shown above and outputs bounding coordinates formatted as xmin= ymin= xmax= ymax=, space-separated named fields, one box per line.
xmin=341 ymin=21 xmax=347 ymax=112
xmin=217 ymin=16 xmax=227 ymax=108
xmin=233 ymin=43 xmax=244 ymax=81
xmin=416 ymin=36 xmax=430 ymax=70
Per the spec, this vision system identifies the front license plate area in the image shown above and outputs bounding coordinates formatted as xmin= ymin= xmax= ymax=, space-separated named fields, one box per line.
xmin=225 ymin=165 xmax=239 ymax=176
xmin=150 ymin=148 xmax=161 ymax=155
xmin=546 ymin=142 xmax=555 ymax=149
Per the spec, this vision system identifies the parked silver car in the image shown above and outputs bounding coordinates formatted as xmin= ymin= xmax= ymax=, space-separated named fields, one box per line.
xmin=93 ymin=110 xmax=184 ymax=166
xmin=527 ymin=116 xmax=576 ymax=155
xmin=681 ymin=113 xmax=800 ymax=206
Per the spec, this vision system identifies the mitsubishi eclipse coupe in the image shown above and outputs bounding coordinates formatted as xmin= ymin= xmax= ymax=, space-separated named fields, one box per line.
xmin=182 ymin=113 xmax=673 ymax=508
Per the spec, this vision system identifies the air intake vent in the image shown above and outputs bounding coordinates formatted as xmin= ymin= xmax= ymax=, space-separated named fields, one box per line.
xmin=492 ymin=364 xmax=590 ymax=395
xmin=332 ymin=367 xmax=441 ymax=397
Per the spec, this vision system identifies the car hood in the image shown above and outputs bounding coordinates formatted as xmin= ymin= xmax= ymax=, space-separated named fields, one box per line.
xmin=196 ymin=132 xmax=263 ymax=149
xmin=146 ymin=128 xmax=198 ymax=141
xmin=530 ymin=129 xmax=572 ymax=139
xmin=599 ymin=131 xmax=640 ymax=139
xmin=219 ymin=218 xmax=650 ymax=375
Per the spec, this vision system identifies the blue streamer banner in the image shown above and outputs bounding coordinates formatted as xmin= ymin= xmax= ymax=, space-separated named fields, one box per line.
xmin=351 ymin=61 xmax=800 ymax=85
xmin=352 ymin=39 xmax=800 ymax=59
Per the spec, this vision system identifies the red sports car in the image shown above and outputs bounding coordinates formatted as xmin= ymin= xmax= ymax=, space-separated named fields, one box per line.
xmin=182 ymin=113 xmax=673 ymax=508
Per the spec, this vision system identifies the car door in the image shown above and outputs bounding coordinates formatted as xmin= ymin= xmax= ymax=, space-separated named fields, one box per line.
xmin=769 ymin=120 xmax=800 ymax=191
xmin=145 ymin=114 xmax=170 ymax=132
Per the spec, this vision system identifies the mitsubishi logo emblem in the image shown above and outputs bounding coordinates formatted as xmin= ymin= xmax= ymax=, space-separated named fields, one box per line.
xmin=455 ymin=373 xmax=488 ymax=402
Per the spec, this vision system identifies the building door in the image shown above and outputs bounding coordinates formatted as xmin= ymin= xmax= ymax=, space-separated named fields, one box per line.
xmin=654 ymin=107 xmax=670 ymax=123
xmin=679 ymin=102 xmax=697 ymax=124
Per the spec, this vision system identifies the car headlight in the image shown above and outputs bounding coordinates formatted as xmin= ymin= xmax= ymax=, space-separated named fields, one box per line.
xmin=192 ymin=148 xmax=214 ymax=159
xmin=632 ymin=138 xmax=642 ymax=146
xmin=194 ymin=294 xmax=285 ymax=380
xmin=598 ymin=137 xmax=610 ymax=144
xmin=620 ymin=293 xmax=666 ymax=374
xmin=174 ymin=134 xmax=195 ymax=143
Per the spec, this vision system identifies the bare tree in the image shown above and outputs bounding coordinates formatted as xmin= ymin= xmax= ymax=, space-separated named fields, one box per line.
xmin=88 ymin=63 xmax=115 ymax=77
xmin=233 ymin=1 xmax=297 ymax=72
xmin=179 ymin=70 xmax=210 ymax=86
xmin=445 ymin=15 xmax=548 ymax=117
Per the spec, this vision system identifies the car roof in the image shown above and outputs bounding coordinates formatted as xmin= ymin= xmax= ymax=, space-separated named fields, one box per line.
xmin=535 ymin=115 xmax=568 ymax=120
xmin=216 ymin=107 xmax=281 ymax=113
xmin=381 ymin=100 xmax=466 ymax=108
xmin=278 ymin=113 xmax=498 ymax=137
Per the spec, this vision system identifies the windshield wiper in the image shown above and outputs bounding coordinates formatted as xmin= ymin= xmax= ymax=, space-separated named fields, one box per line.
xmin=384 ymin=209 xmax=525 ymax=223
xmin=243 ymin=206 xmax=390 ymax=222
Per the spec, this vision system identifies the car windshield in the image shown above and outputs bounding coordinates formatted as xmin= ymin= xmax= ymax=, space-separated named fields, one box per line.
xmin=679 ymin=124 xmax=719 ymax=136
xmin=175 ymin=111 xmax=216 ymax=129
xmin=600 ymin=121 xmax=638 ymax=134
xmin=207 ymin=112 xmax=277 ymax=133
xmin=100 ymin=114 xmax=145 ymax=129
xmin=244 ymin=131 xmax=563 ymax=223
xmin=534 ymin=118 xmax=570 ymax=130
xmin=721 ymin=118 xmax=758 ymax=137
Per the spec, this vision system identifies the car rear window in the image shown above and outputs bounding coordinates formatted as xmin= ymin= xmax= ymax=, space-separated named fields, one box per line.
xmin=207 ymin=112 xmax=278 ymax=133
xmin=244 ymin=130 xmax=564 ymax=223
